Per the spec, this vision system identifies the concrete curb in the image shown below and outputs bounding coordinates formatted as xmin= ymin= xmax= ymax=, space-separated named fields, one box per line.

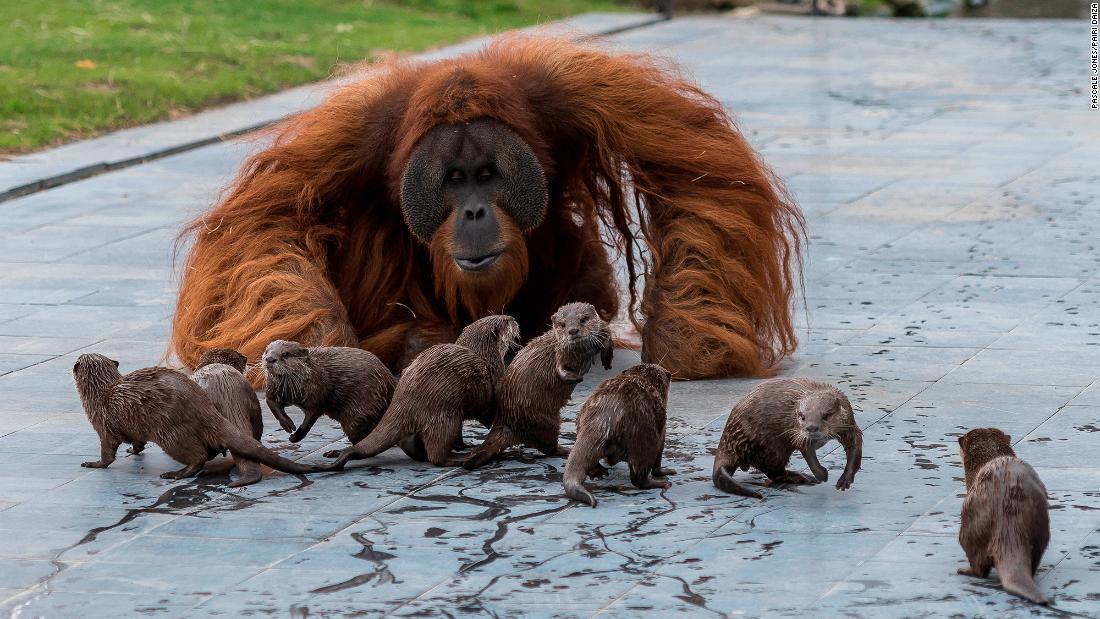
xmin=0 ymin=12 xmax=666 ymax=203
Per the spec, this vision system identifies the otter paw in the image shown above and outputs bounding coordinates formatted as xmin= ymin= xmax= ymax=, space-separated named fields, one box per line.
xmin=957 ymin=568 xmax=979 ymax=577
xmin=323 ymin=449 xmax=342 ymax=459
xmin=81 ymin=460 xmax=109 ymax=468
xmin=588 ymin=463 xmax=610 ymax=479
xmin=776 ymin=470 xmax=816 ymax=485
xmin=835 ymin=473 xmax=854 ymax=491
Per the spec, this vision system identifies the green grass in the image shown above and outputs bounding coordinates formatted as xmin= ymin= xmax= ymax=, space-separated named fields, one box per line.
xmin=0 ymin=0 xmax=629 ymax=153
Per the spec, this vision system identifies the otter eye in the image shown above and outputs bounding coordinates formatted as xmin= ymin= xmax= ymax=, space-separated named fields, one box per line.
xmin=476 ymin=168 xmax=492 ymax=182
xmin=579 ymin=316 xmax=588 ymax=324
xmin=447 ymin=170 xmax=465 ymax=184
xmin=823 ymin=411 xmax=833 ymax=419
xmin=557 ymin=322 xmax=565 ymax=329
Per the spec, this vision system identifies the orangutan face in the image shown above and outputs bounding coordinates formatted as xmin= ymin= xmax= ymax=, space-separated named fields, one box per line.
xmin=399 ymin=118 xmax=547 ymax=274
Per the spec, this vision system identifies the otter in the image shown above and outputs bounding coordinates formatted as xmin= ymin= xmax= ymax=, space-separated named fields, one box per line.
xmin=562 ymin=363 xmax=674 ymax=507
xmin=191 ymin=348 xmax=265 ymax=487
xmin=73 ymin=353 xmax=332 ymax=480
xmin=462 ymin=302 xmax=613 ymax=470
xmin=262 ymin=341 xmax=396 ymax=454
xmin=712 ymin=378 xmax=861 ymax=499
xmin=328 ymin=315 xmax=519 ymax=468
xmin=957 ymin=428 xmax=1050 ymax=606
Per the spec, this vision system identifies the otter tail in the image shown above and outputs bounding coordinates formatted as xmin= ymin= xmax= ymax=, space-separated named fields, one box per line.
xmin=996 ymin=553 xmax=1049 ymax=605
xmin=712 ymin=455 xmax=764 ymax=500
xmin=328 ymin=415 xmax=407 ymax=470
xmin=995 ymin=483 xmax=1050 ymax=606
xmin=562 ymin=431 xmax=602 ymax=508
xmin=223 ymin=434 xmax=334 ymax=474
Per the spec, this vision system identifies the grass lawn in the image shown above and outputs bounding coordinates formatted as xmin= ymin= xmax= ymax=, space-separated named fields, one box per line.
xmin=0 ymin=0 xmax=629 ymax=154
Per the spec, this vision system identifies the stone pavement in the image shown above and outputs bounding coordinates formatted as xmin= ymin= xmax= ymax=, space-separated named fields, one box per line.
xmin=1 ymin=13 xmax=1098 ymax=618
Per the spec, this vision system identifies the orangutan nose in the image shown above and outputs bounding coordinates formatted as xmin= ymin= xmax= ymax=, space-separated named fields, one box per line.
xmin=454 ymin=198 xmax=503 ymax=272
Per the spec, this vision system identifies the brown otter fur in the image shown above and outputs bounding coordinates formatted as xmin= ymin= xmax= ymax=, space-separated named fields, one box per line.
xmin=712 ymin=378 xmax=861 ymax=499
xmin=462 ymin=303 xmax=613 ymax=469
xmin=329 ymin=315 xmax=519 ymax=468
xmin=262 ymin=341 xmax=396 ymax=454
xmin=957 ymin=428 xmax=1050 ymax=606
xmin=73 ymin=353 xmax=332 ymax=480
xmin=196 ymin=348 xmax=249 ymax=373
xmin=192 ymin=348 xmax=265 ymax=487
xmin=562 ymin=363 xmax=674 ymax=507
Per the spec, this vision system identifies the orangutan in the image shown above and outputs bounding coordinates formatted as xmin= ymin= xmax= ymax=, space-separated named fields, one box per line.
xmin=171 ymin=36 xmax=804 ymax=380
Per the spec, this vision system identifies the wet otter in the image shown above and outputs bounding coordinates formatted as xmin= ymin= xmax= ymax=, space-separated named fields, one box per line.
xmin=329 ymin=315 xmax=519 ymax=468
xmin=957 ymin=428 xmax=1050 ymax=605
xmin=73 ymin=353 xmax=332 ymax=481
xmin=462 ymin=302 xmax=613 ymax=469
xmin=712 ymin=378 xmax=861 ymax=499
xmin=191 ymin=348 xmax=265 ymax=487
xmin=562 ymin=363 xmax=674 ymax=507
xmin=262 ymin=341 xmax=396 ymax=453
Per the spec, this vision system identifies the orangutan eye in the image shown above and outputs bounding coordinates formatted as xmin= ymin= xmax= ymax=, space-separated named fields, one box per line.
xmin=476 ymin=168 xmax=492 ymax=182
xmin=448 ymin=170 xmax=465 ymax=183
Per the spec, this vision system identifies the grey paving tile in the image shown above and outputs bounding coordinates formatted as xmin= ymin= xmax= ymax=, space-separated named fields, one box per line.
xmin=944 ymin=348 xmax=1100 ymax=387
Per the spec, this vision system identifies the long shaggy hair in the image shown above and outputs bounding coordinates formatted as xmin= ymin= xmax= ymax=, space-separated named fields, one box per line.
xmin=172 ymin=36 xmax=804 ymax=379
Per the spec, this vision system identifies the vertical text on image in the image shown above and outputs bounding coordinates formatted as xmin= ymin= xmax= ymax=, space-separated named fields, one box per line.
xmin=1092 ymin=3 xmax=1099 ymax=108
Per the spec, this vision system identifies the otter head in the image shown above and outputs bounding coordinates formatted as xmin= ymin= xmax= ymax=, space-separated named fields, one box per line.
xmin=622 ymin=363 xmax=673 ymax=405
xmin=400 ymin=118 xmax=546 ymax=321
xmin=72 ymin=353 xmax=122 ymax=402
xmin=551 ymin=302 xmax=604 ymax=344
xmin=456 ymin=314 xmax=521 ymax=362
xmin=262 ymin=340 xmax=313 ymax=380
xmin=197 ymin=348 xmax=248 ymax=373
xmin=958 ymin=427 xmax=1015 ymax=489
xmin=796 ymin=390 xmax=851 ymax=443
xmin=551 ymin=302 xmax=609 ymax=382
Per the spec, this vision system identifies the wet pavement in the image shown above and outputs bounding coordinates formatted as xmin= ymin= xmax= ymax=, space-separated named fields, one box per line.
xmin=1 ymin=12 xmax=1098 ymax=618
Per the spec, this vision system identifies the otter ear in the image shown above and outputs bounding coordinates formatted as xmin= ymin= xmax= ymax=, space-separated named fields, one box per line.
xmin=111 ymin=359 xmax=120 ymax=369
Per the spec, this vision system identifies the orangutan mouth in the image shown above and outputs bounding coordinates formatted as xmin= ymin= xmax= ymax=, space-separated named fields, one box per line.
xmin=455 ymin=252 xmax=501 ymax=272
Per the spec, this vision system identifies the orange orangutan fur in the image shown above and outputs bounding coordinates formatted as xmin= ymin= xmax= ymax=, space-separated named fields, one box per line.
xmin=172 ymin=36 xmax=804 ymax=379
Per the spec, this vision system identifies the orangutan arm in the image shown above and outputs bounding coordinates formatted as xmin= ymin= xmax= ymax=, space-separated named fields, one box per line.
xmin=172 ymin=221 xmax=357 ymax=384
